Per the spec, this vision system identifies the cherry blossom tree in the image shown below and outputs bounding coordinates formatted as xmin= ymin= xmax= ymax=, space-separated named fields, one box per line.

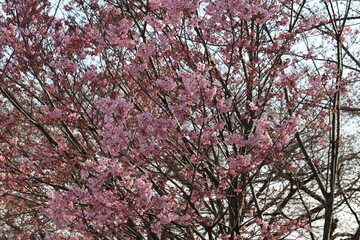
xmin=1 ymin=0 xmax=360 ymax=239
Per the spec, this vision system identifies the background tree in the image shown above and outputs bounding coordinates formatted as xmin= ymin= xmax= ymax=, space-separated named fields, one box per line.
xmin=1 ymin=0 xmax=360 ymax=239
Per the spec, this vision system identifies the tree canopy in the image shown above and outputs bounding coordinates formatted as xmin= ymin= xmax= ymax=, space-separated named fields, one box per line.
xmin=1 ymin=0 xmax=360 ymax=239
